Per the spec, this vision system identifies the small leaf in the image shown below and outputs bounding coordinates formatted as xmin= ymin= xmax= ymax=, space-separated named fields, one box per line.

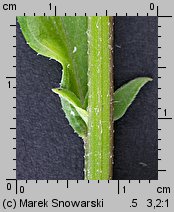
xmin=52 ymin=88 xmax=88 ymax=125
xmin=61 ymin=99 xmax=87 ymax=138
xmin=114 ymin=77 xmax=152 ymax=121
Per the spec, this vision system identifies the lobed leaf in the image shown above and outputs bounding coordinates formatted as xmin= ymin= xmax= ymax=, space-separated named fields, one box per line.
xmin=114 ymin=77 xmax=152 ymax=121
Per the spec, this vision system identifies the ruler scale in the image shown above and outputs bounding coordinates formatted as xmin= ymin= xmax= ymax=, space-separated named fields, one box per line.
xmin=0 ymin=0 xmax=173 ymax=211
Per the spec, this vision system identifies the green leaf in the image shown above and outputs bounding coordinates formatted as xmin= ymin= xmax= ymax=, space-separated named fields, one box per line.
xmin=114 ymin=77 xmax=152 ymax=121
xmin=52 ymin=88 xmax=88 ymax=125
xmin=17 ymin=16 xmax=88 ymax=137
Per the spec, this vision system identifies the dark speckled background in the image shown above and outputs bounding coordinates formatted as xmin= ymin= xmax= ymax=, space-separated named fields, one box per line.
xmin=16 ymin=17 xmax=158 ymax=180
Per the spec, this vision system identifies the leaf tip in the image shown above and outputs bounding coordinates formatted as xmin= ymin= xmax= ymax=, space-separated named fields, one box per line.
xmin=145 ymin=77 xmax=153 ymax=82
xmin=51 ymin=88 xmax=60 ymax=94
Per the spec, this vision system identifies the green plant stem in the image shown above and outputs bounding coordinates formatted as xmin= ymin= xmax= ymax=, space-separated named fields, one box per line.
xmin=85 ymin=16 xmax=114 ymax=180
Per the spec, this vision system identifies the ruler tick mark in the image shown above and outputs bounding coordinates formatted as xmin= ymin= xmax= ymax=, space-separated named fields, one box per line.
xmin=158 ymin=117 xmax=172 ymax=120
xmin=158 ymin=16 xmax=172 ymax=18
xmin=54 ymin=6 xmax=57 ymax=16
xmin=118 ymin=180 xmax=120 ymax=194
xmin=15 ymin=180 xmax=18 ymax=194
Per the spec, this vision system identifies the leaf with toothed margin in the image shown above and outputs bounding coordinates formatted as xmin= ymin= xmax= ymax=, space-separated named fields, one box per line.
xmin=114 ymin=77 xmax=152 ymax=121
xmin=52 ymin=88 xmax=88 ymax=125
xmin=17 ymin=16 xmax=88 ymax=137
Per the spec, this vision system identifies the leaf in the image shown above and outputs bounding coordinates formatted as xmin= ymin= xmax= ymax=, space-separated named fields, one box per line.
xmin=17 ymin=17 xmax=88 ymax=100
xmin=52 ymin=88 xmax=88 ymax=125
xmin=18 ymin=17 xmax=88 ymax=137
xmin=114 ymin=77 xmax=152 ymax=121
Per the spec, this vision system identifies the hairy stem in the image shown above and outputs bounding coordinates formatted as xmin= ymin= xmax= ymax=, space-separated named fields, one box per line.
xmin=85 ymin=16 xmax=114 ymax=180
